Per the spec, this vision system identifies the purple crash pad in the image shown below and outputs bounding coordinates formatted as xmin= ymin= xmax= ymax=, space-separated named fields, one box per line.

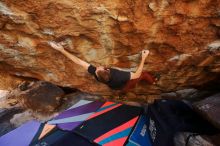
xmin=0 ymin=120 xmax=41 ymax=146
xmin=48 ymin=100 xmax=104 ymax=131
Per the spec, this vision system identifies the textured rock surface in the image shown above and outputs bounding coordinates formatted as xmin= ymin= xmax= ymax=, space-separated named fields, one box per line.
xmin=174 ymin=132 xmax=216 ymax=146
xmin=0 ymin=0 xmax=220 ymax=97
xmin=0 ymin=71 xmax=24 ymax=90
xmin=0 ymin=90 xmax=9 ymax=99
xmin=0 ymin=108 xmax=23 ymax=136
xmin=8 ymin=81 xmax=65 ymax=112
xmin=193 ymin=93 xmax=220 ymax=129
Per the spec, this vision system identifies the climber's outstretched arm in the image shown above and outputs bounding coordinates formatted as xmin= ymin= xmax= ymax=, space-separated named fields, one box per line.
xmin=48 ymin=41 xmax=90 ymax=70
xmin=130 ymin=50 xmax=149 ymax=80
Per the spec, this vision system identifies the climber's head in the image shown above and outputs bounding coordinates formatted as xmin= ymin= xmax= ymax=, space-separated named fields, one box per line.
xmin=95 ymin=66 xmax=110 ymax=83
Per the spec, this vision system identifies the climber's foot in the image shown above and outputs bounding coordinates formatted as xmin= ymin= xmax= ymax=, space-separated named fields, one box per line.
xmin=153 ymin=73 xmax=161 ymax=85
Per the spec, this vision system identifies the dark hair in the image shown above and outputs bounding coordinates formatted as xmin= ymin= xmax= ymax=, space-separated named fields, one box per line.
xmin=96 ymin=68 xmax=110 ymax=83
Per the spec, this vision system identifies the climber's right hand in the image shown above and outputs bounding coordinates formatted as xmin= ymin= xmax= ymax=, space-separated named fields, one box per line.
xmin=48 ymin=41 xmax=65 ymax=52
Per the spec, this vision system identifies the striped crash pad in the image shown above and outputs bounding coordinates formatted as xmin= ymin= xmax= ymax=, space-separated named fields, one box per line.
xmin=74 ymin=101 xmax=142 ymax=146
xmin=47 ymin=99 xmax=104 ymax=131
xmin=30 ymin=128 xmax=98 ymax=146
xmin=0 ymin=100 xmax=103 ymax=146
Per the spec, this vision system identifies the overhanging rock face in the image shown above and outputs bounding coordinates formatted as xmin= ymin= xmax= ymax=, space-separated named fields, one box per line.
xmin=0 ymin=0 xmax=219 ymax=95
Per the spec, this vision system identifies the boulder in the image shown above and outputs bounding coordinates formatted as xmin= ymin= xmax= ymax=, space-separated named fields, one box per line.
xmin=193 ymin=93 xmax=220 ymax=129
xmin=10 ymin=110 xmax=56 ymax=127
xmin=10 ymin=81 xmax=65 ymax=112
xmin=0 ymin=71 xmax=24 ymax=90
xmin=0 ymin=0 xmax=219 ymax=97
xmin=174 ymin=132 xmax=216 ymax=146
xmin=0 ymin=108 xmax=23 ymax=136
xmin=0 ymin=90 xmax=9 ymax=99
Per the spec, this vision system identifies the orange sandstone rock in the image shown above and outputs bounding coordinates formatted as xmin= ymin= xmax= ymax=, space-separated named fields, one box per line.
xmin=0 ymin=0 xmax=219 ymax=97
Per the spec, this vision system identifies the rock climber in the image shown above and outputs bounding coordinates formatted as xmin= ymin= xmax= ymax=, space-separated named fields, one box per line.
xmin=49 ymin=41 xmax=158 ymax=94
